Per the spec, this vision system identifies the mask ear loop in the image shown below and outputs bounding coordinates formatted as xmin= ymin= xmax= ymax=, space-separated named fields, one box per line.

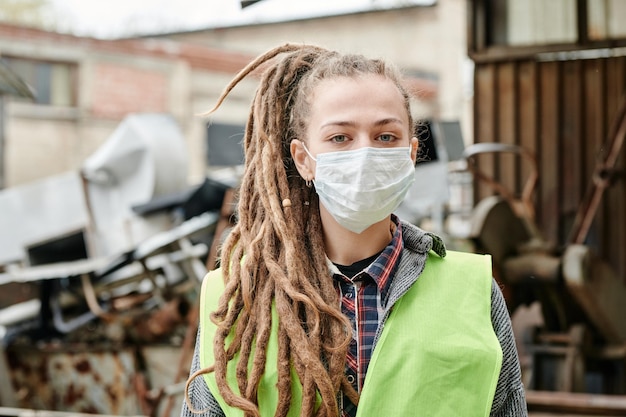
xmin=302 ymin=143 xmax=317 ymax=161
xmin=301 ymin=143 xmax=316 ymax=188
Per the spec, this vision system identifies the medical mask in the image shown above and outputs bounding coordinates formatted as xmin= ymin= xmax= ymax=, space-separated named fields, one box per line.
xmin=303 ymin=145 xmax=415 ymax=234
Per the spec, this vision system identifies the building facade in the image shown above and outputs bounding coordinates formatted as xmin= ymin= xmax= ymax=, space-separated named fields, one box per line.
xmin=0 ymin=23 xmax=258 ymax=187
xmin=0 ymin=0 xmax=469 ymax=189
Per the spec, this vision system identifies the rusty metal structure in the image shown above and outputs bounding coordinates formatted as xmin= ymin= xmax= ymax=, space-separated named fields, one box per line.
xmin=467 ymin=0 xmax=626 ymax=408
xmin=0 ymin=113 xmax=236 ymax=416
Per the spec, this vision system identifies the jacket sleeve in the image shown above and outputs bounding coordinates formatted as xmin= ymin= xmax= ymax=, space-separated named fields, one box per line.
xmin=180 ymin=329 xmax=226 ymax=417
xmin=489 ymin=279 xmax=529 ymax=417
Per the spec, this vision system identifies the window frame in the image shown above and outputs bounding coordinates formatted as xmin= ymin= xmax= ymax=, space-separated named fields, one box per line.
xmin=468 ymin=0 xmax=626 ymax=63
xmin=1 ymin=55 xmax=78 ymax=107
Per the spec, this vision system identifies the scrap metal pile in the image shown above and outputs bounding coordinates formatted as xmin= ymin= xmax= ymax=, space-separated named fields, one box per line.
xmin=0 ymin=114 xmax=237 ymax=416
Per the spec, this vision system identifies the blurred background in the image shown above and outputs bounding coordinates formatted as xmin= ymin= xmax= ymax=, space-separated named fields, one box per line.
xmin=0 ymin=0 xmax=625 ymax=416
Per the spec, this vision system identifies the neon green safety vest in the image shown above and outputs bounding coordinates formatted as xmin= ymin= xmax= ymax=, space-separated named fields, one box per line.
xmin=199 ymin=250 xmax=503 ymax=417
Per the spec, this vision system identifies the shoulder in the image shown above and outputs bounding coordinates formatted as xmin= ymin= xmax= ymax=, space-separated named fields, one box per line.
xmin=201 ymin=267 xmax=225 ymax=290
xmin=420 ymin=250 xmax=493 ymax=289
xmin=199 ymin=268 xmax=226 ymax=315
xmin=399 ymin=219 xmax=446 ymax=257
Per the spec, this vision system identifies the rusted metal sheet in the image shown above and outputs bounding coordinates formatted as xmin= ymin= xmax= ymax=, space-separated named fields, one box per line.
xmin=2 ymin=295 xmax=198 ymax=415
xmin=6 ymin=347 xmax=141 ymax=414
xmin=0 ymin=283 xmax=38 ymax=310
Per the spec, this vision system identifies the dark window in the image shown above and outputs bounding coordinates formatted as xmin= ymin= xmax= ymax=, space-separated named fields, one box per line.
xmin=27 ymin=230 xmax=88 ymax=266
xmin=1 ymin=56 xmax=77 ymax=106
xmin=206 ymin=122 xmax=245 ymax=167
xmin=487 ymin=0 xmax=577 ymax=47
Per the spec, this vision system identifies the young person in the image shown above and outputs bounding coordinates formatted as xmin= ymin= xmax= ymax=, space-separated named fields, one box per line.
xmin=182 ymin=43 xmax=528 ymax=417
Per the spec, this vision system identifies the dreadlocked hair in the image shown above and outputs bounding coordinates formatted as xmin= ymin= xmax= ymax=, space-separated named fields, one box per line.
xmin=185 ymin=43 xmax=414 ymax=417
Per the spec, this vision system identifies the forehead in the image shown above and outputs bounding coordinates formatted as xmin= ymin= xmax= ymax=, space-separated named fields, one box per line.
xmin=307 ymin=74 xmax=409 ymax=125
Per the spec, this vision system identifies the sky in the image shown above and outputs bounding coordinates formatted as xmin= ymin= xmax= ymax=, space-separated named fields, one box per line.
xmin=49 ymin=0 xmax=434 ymax=38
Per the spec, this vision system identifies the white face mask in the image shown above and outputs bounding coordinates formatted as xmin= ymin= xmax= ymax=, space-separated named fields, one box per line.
xmin=303 ymin=145 xmax=415 ymax=234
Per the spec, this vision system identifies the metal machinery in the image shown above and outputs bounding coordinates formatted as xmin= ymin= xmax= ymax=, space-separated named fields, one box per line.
xmin=465 ymin=98 xmax=626 ymax=399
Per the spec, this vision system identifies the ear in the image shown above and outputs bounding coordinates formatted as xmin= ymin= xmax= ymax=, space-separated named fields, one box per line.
xmin=290 ymin=139 xmax=315 ymax=181
xmin=410 ymin=137 xmax=419 ymax=164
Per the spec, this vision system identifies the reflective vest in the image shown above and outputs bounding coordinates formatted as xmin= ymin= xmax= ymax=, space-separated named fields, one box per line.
xmin=199 ymin=250 xmax=502 ymax=417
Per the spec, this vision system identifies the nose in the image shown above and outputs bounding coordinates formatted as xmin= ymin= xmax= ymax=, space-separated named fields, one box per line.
xmin=350 ymin=133 xmax=375 ymax=150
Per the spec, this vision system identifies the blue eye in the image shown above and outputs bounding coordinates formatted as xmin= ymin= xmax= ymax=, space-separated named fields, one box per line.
xmin=331 ymin=135 xmax=347 ymax=143
xmin=378 ymin=134 xmax=395 ymax=142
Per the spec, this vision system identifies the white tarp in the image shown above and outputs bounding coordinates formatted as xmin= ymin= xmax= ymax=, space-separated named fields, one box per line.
xmin=0 ymin=113 xmax=190 ymax=266
xmin=0 ymin=172 xmax=89 ymax=265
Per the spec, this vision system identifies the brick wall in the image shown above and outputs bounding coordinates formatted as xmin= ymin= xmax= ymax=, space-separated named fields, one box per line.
xmin=91 ymin=63 xmax=168 ymax=119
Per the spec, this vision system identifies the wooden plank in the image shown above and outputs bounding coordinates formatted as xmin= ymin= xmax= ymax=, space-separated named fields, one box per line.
xmin=517 ymin=61 xmax=539 ymax=223
xmin=581 ymin=58 xmax=606 ymax=250
xmin=526 ymin=390 xmax=626 ymax=415
xmin=560 ymin=60 xmax=583 ymax=242
xmin=474 ymin=63 xmax=497 ymax=202
xmin=497 ymin=62 xmax=518 ymax=200
xmin=530 ymin=414 xmax=618 ymax=417
xmin=538 ymin=61 xmax=561 ymax=245
xmin=604 ymin=57 xmax=626 ymax=283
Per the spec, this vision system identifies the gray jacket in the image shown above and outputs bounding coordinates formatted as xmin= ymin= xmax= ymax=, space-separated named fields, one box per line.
xmin=181 ymin=221 xmax=528 ymax=416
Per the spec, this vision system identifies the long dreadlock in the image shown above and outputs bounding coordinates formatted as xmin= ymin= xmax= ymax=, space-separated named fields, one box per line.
xmin=186 ymin=43 xmax=414 ymax=417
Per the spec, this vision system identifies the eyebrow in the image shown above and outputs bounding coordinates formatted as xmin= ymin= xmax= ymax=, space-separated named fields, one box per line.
xmin=320 ymin=118 xmax=404 ymax=129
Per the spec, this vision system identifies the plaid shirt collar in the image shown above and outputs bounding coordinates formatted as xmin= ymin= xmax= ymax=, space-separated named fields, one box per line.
xmin=327 ymin=215 xmax=404 ymax=304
